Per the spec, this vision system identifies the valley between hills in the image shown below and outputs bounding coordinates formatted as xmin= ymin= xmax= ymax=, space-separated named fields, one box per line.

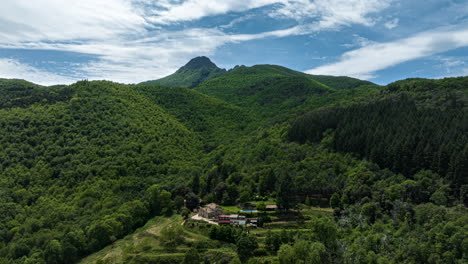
xmin=0 ymin=57 xmax=466 ymax=264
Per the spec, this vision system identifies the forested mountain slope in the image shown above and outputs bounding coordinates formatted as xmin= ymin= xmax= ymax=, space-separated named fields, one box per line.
xmin=289 ymin=77 xmax=468 ymax=199
xmin=131 ymin=85 xmax=254 ymax=148
xmin=191 ymin=76 xmax=467 ymax=264
xmin=194 ymin=65 xmax=333 ymax=116
xmin=200 ymin=122 xmax=467 ymax=264
xmin=0 ymin=80 xmax=204 ymax=263
xmin=0 ymin=59 xmax=467 ymax=264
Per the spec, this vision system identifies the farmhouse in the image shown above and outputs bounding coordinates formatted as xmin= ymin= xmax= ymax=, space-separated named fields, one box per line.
xmin=217 ymin=214 xmax=247 ymax=225
xmin=218 ymin=215 xmax=231 ymax=225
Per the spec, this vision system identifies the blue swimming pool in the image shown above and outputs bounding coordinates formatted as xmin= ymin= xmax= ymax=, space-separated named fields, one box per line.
xmin=240 ymin=210 xmax=258 ymax=213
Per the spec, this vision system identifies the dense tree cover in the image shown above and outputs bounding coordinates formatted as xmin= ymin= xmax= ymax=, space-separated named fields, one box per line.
xmin=308 ymin=75 xmax=375 ymax=91
xmin=197 ymin=124 xmax=363 ymax=206
xmin=0 ymin=80 xmax=203 ymax=263
xmin=204 ymin=124 xmax=467 ymax=262
xmin=386 ymin=76 xmax=468 ymax=93
xmin=289 ymin=93 xmax=467 ymax=201
xmin=263 ymin=203 xmax=467 ymax=264
xmin=183 ymin=248 xmax=201 ymax=264
xmin=191 ymin=75 xmax=466 ymax=263
xmin=0 ymin=79 xmax=70 ymax=109
xmin=195 ymin=65 xmax=335 ymax=118
xmin=209 ymin=225 xmax=258 ymax=260
xmin=132 ymin=85 xmax=253 ymax=147
xmin=0 ymin=64 xmax=466 ymax=263
xmin=277 ymin=240 xmax=326 ymax=264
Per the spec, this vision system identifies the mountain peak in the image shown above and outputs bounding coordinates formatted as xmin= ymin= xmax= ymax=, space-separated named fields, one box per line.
xmin=140 ymin=56 xmax=226 ymax=87
xmin=180 ymin=56 xmax=219 ymax=71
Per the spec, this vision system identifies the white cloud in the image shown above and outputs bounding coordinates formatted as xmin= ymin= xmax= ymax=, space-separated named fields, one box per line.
xmin=439 ymin=57 xmax=464 ymax=68
xmin=0 ymin=28 xmax=231 ymax=84
xmin=306 ymin=26 xmax=468 ymax=80
xmin=384 ymin=18 xmax=399 ymax=29
xmin=150 ymin=0 xmax=392 ymax=29
xmin=0 ymin=0 xmax=148 ymax=42
xmin=0 ymin=1 xmax=230 ymax=83
xmin=219 ymin=14 xmax=256 ymax=29
xmin=341 ymin=34 xmax=375 ymax=48
xmin=228 ymin=25 xmax=313 ymax=42
xmin=0 ymin=0 xmax=394 ymax=84
xmin=432 ymin=55 xmax=467 ymax=77
xmin=271 ymin=0 xmax=392 ymax=28
xmin=0 ymin=24 xmax=317 ymax=83
xmin=149 ymin=0 xmax=282 ymax=24
xmin=0 ymin=59 xmax=75 ymax=85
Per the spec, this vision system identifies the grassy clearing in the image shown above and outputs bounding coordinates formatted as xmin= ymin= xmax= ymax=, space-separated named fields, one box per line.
xmin=79 ymin=215 xmax=237 ymax=264
xmin=250 ymin=199 xmax=276 ymax=206
xmin=219 ymin=205 xmax=240 ymax=214
xmin=79 ymin=215 xmax=183 ymax=264
xmin=300 ymin=206 xmax=334 ymax=217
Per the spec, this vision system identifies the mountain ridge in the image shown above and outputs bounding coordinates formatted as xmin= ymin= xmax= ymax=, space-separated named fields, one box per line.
xmin=140 ymin=57 xmax=376 ymax=91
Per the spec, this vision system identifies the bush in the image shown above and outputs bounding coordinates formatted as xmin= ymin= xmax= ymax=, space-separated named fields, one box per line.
xmin=253 ymin=247 xmax=268 ymax=256
xmin=159 ymin=225 xmax=185 ymax=250
xmin=127 ymin=254 xmax=185 ymax=264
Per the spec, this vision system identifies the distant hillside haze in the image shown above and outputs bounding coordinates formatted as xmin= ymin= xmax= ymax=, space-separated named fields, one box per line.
xmin=141 ymin=56 xmax=227 ymax=88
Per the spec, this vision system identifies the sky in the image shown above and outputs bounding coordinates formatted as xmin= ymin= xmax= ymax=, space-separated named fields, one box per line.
xmin=0 ymin=0 xmax=467 ymax=85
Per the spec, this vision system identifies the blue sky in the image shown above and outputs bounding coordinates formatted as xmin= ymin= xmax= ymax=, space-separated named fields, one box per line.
xmin=0 ymin=0 xmax=467 ymax=85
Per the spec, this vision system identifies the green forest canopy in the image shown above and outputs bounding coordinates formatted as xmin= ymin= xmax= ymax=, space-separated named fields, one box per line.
xmin=0 ymin=67 xmax=466 ymax=264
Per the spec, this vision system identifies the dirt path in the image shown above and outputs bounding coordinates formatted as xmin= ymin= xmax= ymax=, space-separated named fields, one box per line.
xmin=146 ymin=216 xmax=177 ymax=236
xmin=191 ymin=214 xmax=218 ymax=225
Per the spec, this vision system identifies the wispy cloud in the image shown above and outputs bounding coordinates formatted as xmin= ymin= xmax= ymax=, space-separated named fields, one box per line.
xmin=384 ymin=18 xmax=399 ymax=29
xmin=270 ymin=0 xmax=392 ymax=28
xmin=148 ymin=0 xmax=282 ymax=24
xmin=0 ymin=0 xmax=395 ymax=84
xmin=306 ymin=26 xmax=468 ymax=80
xmin=150 ymin=0 xmax=393 ymax=28
xmin=0 ymin=0 xmax=148 ymax=42
xmin=0 ymin=28 xmax=231 ymax=84
xmin=219 ymin=14 xmax=256 ymax=29
xmin=0 ymin=58 xmax=75 ymax=85
xmin=432 ymin=55 xmax=468 ymax=77
xmin=341 ymin=34 xmax=375 ymax=48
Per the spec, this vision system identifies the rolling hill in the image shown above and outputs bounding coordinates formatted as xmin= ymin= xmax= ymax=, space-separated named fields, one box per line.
xmin=194 ymin=65 xmax=336 ymax=118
